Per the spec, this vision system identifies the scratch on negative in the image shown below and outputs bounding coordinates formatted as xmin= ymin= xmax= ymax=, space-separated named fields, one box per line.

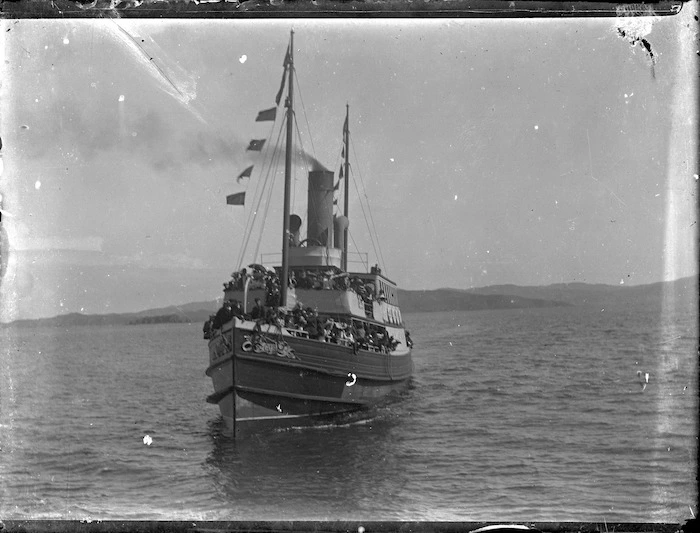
xmin=108 ymin=21 xmax=205 ymax=123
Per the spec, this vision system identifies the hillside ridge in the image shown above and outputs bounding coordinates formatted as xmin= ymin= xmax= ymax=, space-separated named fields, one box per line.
xmin=3 ymin=276 xmax=695 ymax=327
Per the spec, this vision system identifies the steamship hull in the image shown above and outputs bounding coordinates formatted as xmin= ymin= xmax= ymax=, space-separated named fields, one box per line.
xmin=205 ymin=319 xmax=413 ymax=434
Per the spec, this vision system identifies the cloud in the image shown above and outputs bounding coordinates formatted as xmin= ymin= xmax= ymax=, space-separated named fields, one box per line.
xmin=12 ymin=236 xmax=104 ymax=252
xmin=111 ymin=252 xmax=208 ymax=270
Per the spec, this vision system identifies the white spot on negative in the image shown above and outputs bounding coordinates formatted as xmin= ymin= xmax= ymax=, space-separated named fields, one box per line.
xmin=454 ymin=195 xmax=458 ymax=201
xmin=35 ymin=180 xmax=41 ymax=190
xmin=534 ymin=124 xmax=539 ymax=130
xmin=239 ymin=55 xmax=247 ymax=64
xmin=143 ymin=435 xmax=153 ymax=445
xmin=118 ymin=95 xmax=125 ymax=102
xmin=63 ymin=37 xmax=70 ymax=45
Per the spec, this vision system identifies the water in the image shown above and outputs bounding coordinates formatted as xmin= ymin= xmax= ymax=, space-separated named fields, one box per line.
xmin=0 ymin=304 xmax=696 ymax=522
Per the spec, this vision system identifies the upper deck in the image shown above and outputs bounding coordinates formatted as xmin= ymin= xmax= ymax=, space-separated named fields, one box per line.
xmin=223 ymin=263 xmax=404 ymax=327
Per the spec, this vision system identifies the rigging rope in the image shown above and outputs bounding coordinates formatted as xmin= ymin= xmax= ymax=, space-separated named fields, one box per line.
xmin=294 ymin=68 xmax=318 ymax=165
xmin=348 ymin=231 xmax=369 ymax=272
xmin=350 ymin=141 xmax=387 ymax=274
xmin=251 ymin=120 xmax=286 ymax=265
xmin=237 ymin=115 xmax=286 ymax=269
xmin=234 ymin=64 xmax=388 ymax=278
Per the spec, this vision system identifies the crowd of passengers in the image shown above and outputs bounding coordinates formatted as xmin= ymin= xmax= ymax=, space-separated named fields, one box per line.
xmin=203 ymin=297 xmax=412 ymax=353
xmin=223 ymin=265 xmax=387 ymax=305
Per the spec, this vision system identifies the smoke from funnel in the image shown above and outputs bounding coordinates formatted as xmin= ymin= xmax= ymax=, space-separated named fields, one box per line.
xmin=181 ymin=134 xmax=328 ymax=173
xmin=293 ymin=147 xmax=328 ymax=172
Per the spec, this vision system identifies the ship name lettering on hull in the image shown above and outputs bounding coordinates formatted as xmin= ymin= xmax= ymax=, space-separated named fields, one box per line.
xmin=241 ymin=334 xmax=297 ymax=359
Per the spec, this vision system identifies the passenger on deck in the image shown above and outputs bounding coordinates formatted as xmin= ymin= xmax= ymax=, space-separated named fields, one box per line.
xmin=297 ymin=271 xmax=312 ymax=289
xmin=251 ymin=298 xmax=265 ymax=320
xmin=389 ymin=336 xmax=399 ymax=351
xmin=305 ymin=319 xmax=318 ymax=339
xmin=354 ymin=323 xmax=367 ymax=349
xmin=231 ymin=300 xmax=243 ymax=318
xmin=339 ymin=325 xmax=353 ymax=345
xmin=275 ymin=308 xmax=288 ymax=328
xmin=375 ymin=330 xmax=386 ymax=352
xmin=212 ymin=300 xmax=234 ymax=329
xmin=202 ymin=318 xmax=213 ymax=339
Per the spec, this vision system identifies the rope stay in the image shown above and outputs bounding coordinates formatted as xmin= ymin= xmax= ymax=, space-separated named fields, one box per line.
xmin=233 ymin=59 xmax=388 ymax=278
xmin=349 ymin=140 xmax=387 ymax=275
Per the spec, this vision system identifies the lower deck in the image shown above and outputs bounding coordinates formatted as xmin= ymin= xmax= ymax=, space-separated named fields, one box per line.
xmin=206 ymin=319 xmax=413 ymax=435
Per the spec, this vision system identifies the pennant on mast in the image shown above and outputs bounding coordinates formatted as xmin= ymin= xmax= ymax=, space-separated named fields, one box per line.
xmin=275 ymin=45 xmax=291 ymax=106
xmin=246 ymin=139 xmax=266 ymax=151
xmin=236 ymin=165 xmax=254 ymax=183
xmin=256 ymin=107 xmax=277 ymax=122
xmin=226 ymin=192 xmax=245 ymax=206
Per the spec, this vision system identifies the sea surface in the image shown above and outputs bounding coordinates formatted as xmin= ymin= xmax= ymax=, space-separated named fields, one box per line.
xmin=0 ymin=303 xmax=696 ymax=522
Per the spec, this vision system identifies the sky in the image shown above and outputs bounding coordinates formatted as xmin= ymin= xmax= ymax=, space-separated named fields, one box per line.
xmin=0 ymin=14 xmax=697 ymax=321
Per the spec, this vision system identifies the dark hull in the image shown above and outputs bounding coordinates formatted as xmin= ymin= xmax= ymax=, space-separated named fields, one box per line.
xmin=206 ymin=320 xmax=412 ymax=435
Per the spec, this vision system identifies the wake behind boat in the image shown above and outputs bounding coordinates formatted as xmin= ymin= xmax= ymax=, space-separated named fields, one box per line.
xmin=204 ymin=31 xmax=414 ymax=436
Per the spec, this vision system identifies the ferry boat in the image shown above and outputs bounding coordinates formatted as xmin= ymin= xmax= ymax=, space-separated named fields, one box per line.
xmin=204 ymin=31 xmax=413 ymax=435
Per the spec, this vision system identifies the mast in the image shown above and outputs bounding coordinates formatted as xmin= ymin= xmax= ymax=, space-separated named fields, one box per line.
xmin=280 ymin=30 xmax=294 ymax=308
xmin=342 ymin=104 xmax=350 ymax=272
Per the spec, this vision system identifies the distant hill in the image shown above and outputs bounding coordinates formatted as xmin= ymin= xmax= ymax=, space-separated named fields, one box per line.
xmin=464 ymin=276 xmax=697 ymax=310
xmin=128 ymin=314 xmax=193 ymax=325
xmin=396 ymin=288 xmax=568 ymax=313
xmin=4 ymin=303 xmax=218 ymax=328
xmin=2 ymin=276 xmax=695 ymax=327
